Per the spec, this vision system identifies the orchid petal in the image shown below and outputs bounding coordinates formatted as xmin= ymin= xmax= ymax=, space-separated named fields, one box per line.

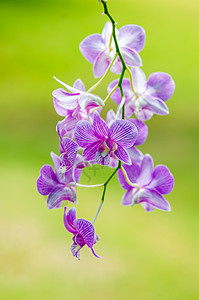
xmin=83 ymin=141 xmax=101 ymax=161
xmin=93 ymin=50 xmax=112 ymax=78
xmin=79 ymin=34 xmax=106 ymax=63
xmin=78 ymin=93 xmax=104 ymax=112
xmin=121 ymin=46 xmax=142 ymax=67
xmin=131 ymin=67 xmax=147 ymax=94
xmin=53 ymin=76 xmax=80 ymax=93
xmin=142 ymin=95 xmax=169 ymax=115
xmin=127 ymin=146 xmax=144 ymax=164
xmin=121 ymin=189 xmax=133 ymax=206
xmin=117 ymin=169 xmax=132 ymax=190
xmin=74 ymin=219 xmax=95 ymax=248
xmin=137 ymin=154 xmax=154 ymax=187
xmin=63 ymin=207 xmax=77 ymax=234
xmin=37 ymin=165 xmax=58 ymax=195
xmin=73 ymin=79 xmax=85 ymax=92
xmin=149 ymin=165 xmax=174 ymax=194
xmin=52 ymin=89 xmax=79 ymax=110
xmin=118 ymin=25 xmax=145 ymax=52
xmin=134 ymin=188 xmax=171 ymax=211
xmin=75 ymin=120 xmax=100 ymax=147
xmin=109 ymin=120 xmax=137 ymax=148
xmin=146 ymin=72 xmax=175 ymax=101
xmin=129 ymin=119 xmax=148 ymax=146
xmin=122 ymin=163 xmax=141 ymax=183
xmin=93 ymin=111 xmax=109 ymax=138
xmin=102 ymin=21 xmax=112 ymax=46
xmin=114 ymin=145 xmax=131 ymax=165
xmin=134 ymin=109 xmax=154 ymax=121
xmin=47 ymin=185 xmax=76 ymax=210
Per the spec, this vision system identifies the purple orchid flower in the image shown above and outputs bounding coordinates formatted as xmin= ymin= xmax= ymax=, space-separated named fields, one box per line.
xmin=74 ymin=111 xmax=138 ymax=166
xmin=52 ymin=77 xmax=104 ymax=116
xmin=37 ymin=152 xmax=82 ymax=209
xmin=106 ymin=109 xmax=148 ymax=164
xmin=63 ymin=207 xmax=101 ymax=260
xmin=79 ymin=22 xmax=145 ymax=77
xmin=118 ymin=154 xmax=174 ymax=212
xmin=108 ymin=67 xmax=175 ymax=121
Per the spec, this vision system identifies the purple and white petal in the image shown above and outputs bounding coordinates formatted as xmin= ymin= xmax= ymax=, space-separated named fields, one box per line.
xmin=129 ymin=119 xmax=148 ymax=146
xmin=63 ymin=207 xmax=77 ymax=234
xmin=109 ymin=120 xmax=137 ymax=148
xmin=53 ymin=98 xmax=71 ymax=117
xmin=141 ymin=94 xmax=169 ymax=115
xmin=91 ymin=247 xmax=102 ymax=259
xmin=74 ymin=219 xmax=95 ymax=248
xmin=117 ymin=169 xmax=132 ymax=190
xmin=82 ymin=141 xmax=101 ymax=161
xmin=118 ymin=25 xmax=145 ymax=52
xmin=93 ymin=111 xmax=109 ymax=138
xmin=47 ymin=185 xmax=76 ymax=210
xmin=106 ymin=109 xmax=116 ymax=126
xmin=70 ymin=242 xmax=81 ymax=260
xmin=122 ymin=162 xmax=141 ymax=183
xmin=37 ymin=165 xmax=58 ymax=195
xmin=102 ymin=22 xmax=112 ymax=46
xmin=137 ymin=154 xmax=154 ymax=187
xmin=78 ymin=93 xmax=104 ymax=112
xmin=93 ymin=50 xmax=112 ymax=78
xmin=131 ymin=67 xmax=147 ymax=95
xmin=121 ymin=189 xmax=133 ymax=206
xmin=52 ymin=89 xmax=79 ymax=110
xmin=141 ymin=202 xmax=156 ymax=212
xmin=60 ymin=137 xmax=78 ymax=157
xmin=110 ymin=57 xmax=123 ymax=74
xmin=121 ymin=46 xmax=142 ymax=67
xmin=79 ymin=33 xmax=106 ymax=63
xmin=149 ymin=165 xmax=174 ymax=194
xmin=53 ymin=76 xmax=80 ymax=93
xmin=73 ymin=79 xmax=85 ymax=92
xmin=114 ymin=145 xmax=131 ymax=165
xmin=135 ymin=109 xmax=154 ymax=121
xmin=75 ymin=120 xmax=100 ymax=147
xmin=134 ymin=188 xmax=171 ymax=211
xmin=127 ymin=146 xmax=144 ymax=163
xmin=146 ymin=72 xmax=175 ymax=101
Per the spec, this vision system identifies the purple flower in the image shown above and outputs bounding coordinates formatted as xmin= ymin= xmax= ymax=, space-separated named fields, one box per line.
xmin=52 ymin=77 xmax=104 ymax=116
xmin=74 ymin=111 xmax=138 ymax=165
xmin=118 ymin=154 xmax=174 ymax=211
xmin=63 ymin=207 xmax=101 ymax=260
xmin=108 ymin=67 xmax=175 ymax=121
xmin=106 ymin=110 xmax=148 ymax=164
xmin=80 ymin=22 xmax=145 ymax=77
xmin=37 ymin=152 xmax=82 ymax=209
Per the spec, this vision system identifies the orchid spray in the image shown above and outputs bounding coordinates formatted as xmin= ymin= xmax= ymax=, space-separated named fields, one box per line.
xmin=37 ymin=0 xmax=175 ymax=260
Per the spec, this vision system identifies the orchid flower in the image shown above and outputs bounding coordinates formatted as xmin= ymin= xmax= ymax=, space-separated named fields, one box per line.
xmin=74 ymin=111 xmax=138 ymax=165
xmin=108 ymin=67 xmax=175 ymax=121
xmin=63 ymin=207 xmax=101 ymax=260
xmin=118 ymin=154 xmax=174 ymax=211
xmin=52 ymin=77 xmax=104 ymax=116
xmin=80 ymin=22 xmax=145 ymax=77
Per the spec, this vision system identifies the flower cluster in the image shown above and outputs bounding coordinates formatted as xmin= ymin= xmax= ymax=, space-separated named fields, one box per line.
xmin=37 ymin=0 xmax=175 ymax=260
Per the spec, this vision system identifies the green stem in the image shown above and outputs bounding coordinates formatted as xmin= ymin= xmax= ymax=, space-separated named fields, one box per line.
xmin=92 ymin=161 xmax=121 ymax=224
xmin=101 ymin=0 xmax=127 ymax=120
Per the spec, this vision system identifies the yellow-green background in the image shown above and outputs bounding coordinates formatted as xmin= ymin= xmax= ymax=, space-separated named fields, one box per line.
xmin=0 ymin=0 xmax=199 ymax=299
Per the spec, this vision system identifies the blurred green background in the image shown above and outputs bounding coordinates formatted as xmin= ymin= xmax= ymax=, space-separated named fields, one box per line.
xmin=0 ymin=0 xmax=199 ymax=299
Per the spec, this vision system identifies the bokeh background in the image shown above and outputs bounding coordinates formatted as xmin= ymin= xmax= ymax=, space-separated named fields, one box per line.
xmin=0 ymin=0 xmax=199 ymax=299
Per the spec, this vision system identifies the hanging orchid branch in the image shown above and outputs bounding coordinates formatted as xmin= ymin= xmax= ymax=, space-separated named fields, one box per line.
xmin=37 ymin=0 xmax=175 ymax=260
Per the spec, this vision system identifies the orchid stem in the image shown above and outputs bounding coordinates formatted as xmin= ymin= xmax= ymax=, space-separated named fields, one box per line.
xmin=87 ymin=53 xmax=117 ymax=94
xmin=120 ymin=166 xmax=139 ymax=188
xmin=92 ymin=161 xmax=121 ymax=224
xmin=76 ymin=182 xmax=104 ymax=188
xmin=101 ymin=0 xmax=127 ymax=120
